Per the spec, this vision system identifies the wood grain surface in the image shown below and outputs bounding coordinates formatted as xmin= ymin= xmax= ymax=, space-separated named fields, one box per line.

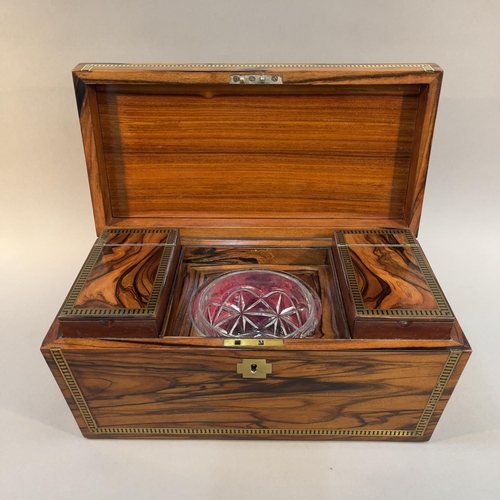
xmin=73 ymin=63 xmax=442 ymax=85
xmin=58 ymin=231 xmax=180 ymax=338
xmin=348 ymin=238 xmax=438 ymax=311
xmin=66 ymin=349 xmax=449 ymax=430
xmin=41 ymin=306 xmax=471 ymax=440
xmin=43 ymin=65 xmax=471 ymax=441
xmin=73 ymin=77 xmax=112 ymax=233
xmin=164 ymin=246 xmax=347 ymax=340
xmin=98 ymin=91 xmax=418 ymax=220
xmin=101 ymin=231 xmax=173 ymax=245
xmin=73 ymin=244 xmax=164 ymax=310
xmin=333 ymin=230 xmax=454 ymax=340
xmin=72 ymin=65 xmax=443 ymax=236
xmin=42 ymin=315 xmax=468 ymax=350
xmin=41 ymin=342 xmax=469 ymax=440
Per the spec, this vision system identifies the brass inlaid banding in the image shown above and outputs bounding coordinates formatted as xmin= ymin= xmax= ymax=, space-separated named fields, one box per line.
xmin=50 ymin=349 xmax=98 ymax=432
xmin=415 ymin=350 xmax=462 ymax=436
xmin=50 ymin=348 xmax=462 ymax=438
xmin=80 ymin=63 xmax=435 ymax=72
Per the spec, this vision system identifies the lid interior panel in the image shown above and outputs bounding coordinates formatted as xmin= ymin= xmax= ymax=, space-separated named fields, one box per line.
xmin=96 ymin=84 xmax=422 ymax=222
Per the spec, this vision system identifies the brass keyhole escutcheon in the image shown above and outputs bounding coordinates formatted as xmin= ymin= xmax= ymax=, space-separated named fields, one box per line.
xmin=237 ymin=359 xmax=272 ymax=379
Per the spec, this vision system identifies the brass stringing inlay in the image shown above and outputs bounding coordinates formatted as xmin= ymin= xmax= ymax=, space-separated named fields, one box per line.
xmin=80 ymin=63 xmax=435 ymax=72
xmin=97 ymin=228 xmax=178 ymax=244
xmin=50 ymin=348 xmax=461 ymax=438
xmin=50 ymin=349 xmax=98 ymax=432
xmin=59 ymin=229 xmax=177 ymax=317
xmin=336 ymin=229 xmax=453 ymax=317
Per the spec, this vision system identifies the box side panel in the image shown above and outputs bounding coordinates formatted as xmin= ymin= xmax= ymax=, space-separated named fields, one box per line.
xmin=73 ymin=75 xmax=111 ymax=233
xmin=45 ymin=346 xmax=464 ymax=440
xmin=41 ymin=348 xmax=93 ymax=437
xmin=59 ymin=319 xmax=161 ymax=339
xmin=405 ymin=74 xmax=442 ymax=234
xmin=419 ymin=350 xmax=471 ymax=440
xmin=352 ymin=319 xmax=453 ymax=340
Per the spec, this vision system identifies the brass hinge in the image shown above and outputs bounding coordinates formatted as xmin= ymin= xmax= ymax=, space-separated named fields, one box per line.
xmin=230 ymin=74 xmax=283 ymax=84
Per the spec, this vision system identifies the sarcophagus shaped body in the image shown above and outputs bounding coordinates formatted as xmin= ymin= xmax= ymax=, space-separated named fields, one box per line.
xmin=41 ymin=63 xmax=471 ymax=441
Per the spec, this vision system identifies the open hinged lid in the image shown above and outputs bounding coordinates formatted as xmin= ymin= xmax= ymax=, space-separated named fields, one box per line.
xmin=73 ymin=63 xmax=443 ymax=239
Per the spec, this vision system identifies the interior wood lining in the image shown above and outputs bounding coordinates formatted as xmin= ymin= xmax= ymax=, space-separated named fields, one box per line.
xmin=97 ymin=87 xmax=420 ymax=221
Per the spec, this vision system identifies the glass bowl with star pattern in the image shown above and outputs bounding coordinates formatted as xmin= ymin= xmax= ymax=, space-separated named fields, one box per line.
xmin=190 ymin=269 xmax=321 ymax=338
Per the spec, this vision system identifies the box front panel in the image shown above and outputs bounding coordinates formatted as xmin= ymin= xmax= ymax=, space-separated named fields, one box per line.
xmin=47 ymin=347 xmax=461 ymax=440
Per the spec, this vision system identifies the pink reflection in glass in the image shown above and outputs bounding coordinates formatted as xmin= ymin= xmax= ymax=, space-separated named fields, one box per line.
xmin=190 ymin=270 xmax=321 ymax=338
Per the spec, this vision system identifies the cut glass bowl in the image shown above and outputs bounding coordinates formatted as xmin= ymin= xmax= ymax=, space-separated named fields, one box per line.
xmin=190 ymin=269 xmax=321 ymax=338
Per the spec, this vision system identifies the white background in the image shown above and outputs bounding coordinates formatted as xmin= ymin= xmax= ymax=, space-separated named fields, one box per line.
xmin=1 ymin=1 xmax=499 ymax=498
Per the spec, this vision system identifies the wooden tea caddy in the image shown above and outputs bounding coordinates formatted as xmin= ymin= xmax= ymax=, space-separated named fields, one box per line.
xmin=41 ymin=63 xmax=471 ymax=440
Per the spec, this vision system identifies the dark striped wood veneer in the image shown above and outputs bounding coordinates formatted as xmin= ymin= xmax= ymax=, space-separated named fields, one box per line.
xmin=58 ymin=229 xmax=179 ymax=338
xmin=333 ymin=229 xmax=454 ymax=339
